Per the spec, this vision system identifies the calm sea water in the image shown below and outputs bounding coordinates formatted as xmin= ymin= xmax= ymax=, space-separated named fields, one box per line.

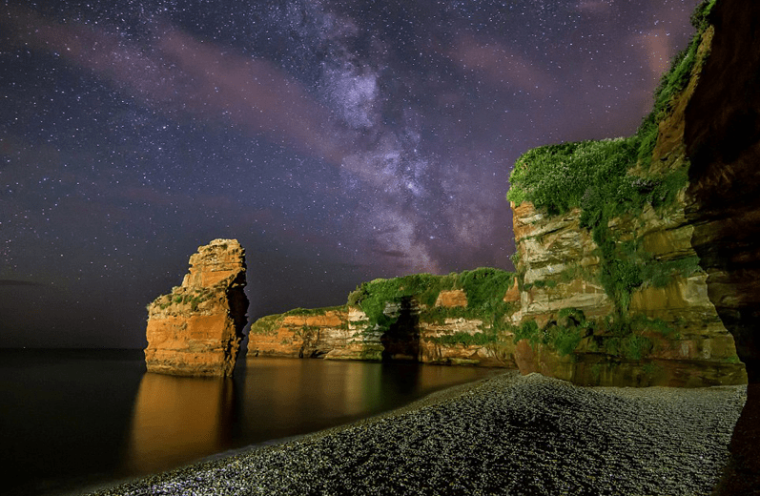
xmin=0 ymin=349 xmax=495 ymax=496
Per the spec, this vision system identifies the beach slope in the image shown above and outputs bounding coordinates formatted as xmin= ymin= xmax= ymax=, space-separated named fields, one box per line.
xmin=85 ymin=372 xmax=745 ymax=496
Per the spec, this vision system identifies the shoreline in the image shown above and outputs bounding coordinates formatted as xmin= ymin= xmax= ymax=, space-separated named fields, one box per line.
xmin=82 ymin=371 xmax=746 ymax=496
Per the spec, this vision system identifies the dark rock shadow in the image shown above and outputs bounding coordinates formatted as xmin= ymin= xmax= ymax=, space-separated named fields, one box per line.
xmin=682 ymin=1 xmax=760 ymax=493
xmin=380 ymin=296 xmax=420 ymax=361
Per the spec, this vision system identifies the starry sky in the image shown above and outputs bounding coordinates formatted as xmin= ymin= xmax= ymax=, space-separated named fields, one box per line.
xmin=1 ymin=0 xmax=699 ymax=348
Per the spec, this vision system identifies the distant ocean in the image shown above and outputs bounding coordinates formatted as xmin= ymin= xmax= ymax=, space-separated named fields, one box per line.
xmin=0 ymin=349 xmax=494 ymax=496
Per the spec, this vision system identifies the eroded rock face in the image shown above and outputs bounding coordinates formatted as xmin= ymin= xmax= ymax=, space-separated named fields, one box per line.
xmin=510 ymin=197 xmax=744 ymax=387
xmin=246 ymin=309 xmax=350 ymax=358
xmin=505 ymin=1 xmax=750 ymax=388
xmin=145 ymin=239 xmax=248 ymax=376
xmin=681 ymin=0 xmax=760 ymax=490
xmin=510 ymin=202 xmax=612 ymax=328
xmin=248 ymin=296 xmax=518 ymax=367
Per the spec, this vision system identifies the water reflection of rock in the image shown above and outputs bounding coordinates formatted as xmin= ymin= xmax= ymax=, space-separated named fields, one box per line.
xmin=238 ymin=359 xmax=485 ymax=443
xmin=239 ymin=359 xmax=383 ymax=441
xmin=120 ymin=359 xmax=491 ymax=478
xmin=123 ymin=372 xmax=234 ymax=474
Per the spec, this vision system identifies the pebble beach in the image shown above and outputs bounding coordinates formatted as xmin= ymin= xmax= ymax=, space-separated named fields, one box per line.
xmin=84 ymin=371 xmax=746 ymax=496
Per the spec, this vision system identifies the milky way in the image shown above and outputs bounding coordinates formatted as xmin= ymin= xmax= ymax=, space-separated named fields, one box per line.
xmin=0 ymin=0 xmax=699 ymax=347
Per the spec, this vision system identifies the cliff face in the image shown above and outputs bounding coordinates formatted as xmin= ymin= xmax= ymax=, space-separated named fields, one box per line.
xmin=505 ymin=1 xmax=746 ymax=387
xmin=681 ymin=1 xmax=760 ymax=490
xmin=510 ymin=199 xmax=745 ymax=386
xmin=246 ymin=307 xmax=350 ymax=358
xmin=145 ymin=239 xmax=249 ymax=376
xmin=248 ymin=270 xmax=519 ymax=367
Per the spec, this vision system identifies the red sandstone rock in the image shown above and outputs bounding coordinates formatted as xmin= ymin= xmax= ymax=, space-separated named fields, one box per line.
xmin=434 ymin=289 xmax=468 ymax=308
xmin=144 ymin=239 xmax=248 ymax=376
xmin=247 ymin=309 xmax=349 ymax=358
xmin=503 ymin=278 xmax=520 ymax=303
xmin=504 ymin=18 xmax=746 ymax=387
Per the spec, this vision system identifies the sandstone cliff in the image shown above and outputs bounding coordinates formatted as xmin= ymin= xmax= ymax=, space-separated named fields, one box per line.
xmin=248 ymin=269 xmax=519 ymax=367
xmin=505 ymin=0 xmax=746 ymax=387
xmin=247 ymin=306 xmax=350 ymax=359
xmin=145 ymin=239 xmax=248 ymax=376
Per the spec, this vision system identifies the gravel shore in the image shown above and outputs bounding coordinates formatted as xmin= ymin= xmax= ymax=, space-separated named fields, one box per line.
xmin=84 ymin=371 xmax=746 ymax=496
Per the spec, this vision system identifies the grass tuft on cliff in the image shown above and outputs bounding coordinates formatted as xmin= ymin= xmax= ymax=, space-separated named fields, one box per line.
xmin=512 ymin=308 xmax=595 ymax=357
xmin=283 ymin=305 xmax=348 ymax=317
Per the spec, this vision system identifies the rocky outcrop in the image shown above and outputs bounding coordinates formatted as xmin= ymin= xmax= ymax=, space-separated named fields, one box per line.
xmin=249 ymin=304 xmax=517 ymax=367
xmin=246 ymin=307 xmax=349 ymax=358
xmin=684 ymin=0 xmax=760 ymax=384
xmin=337 ymin=302 xmax=516 ymax=367
xmin=504 ymin=0 xmax=747 ymax=388
xmin=248 ymin=270 xmax=519 ymax=367
xmin=145 ymin=239 xmax=248 ymax=376
xmin=509 ymin=197 xmax=745 ymax=386
xmin=509 ymin=203 xmax=613 ymax=327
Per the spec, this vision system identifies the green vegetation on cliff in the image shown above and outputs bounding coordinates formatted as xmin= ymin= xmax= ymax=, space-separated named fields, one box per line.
xmin=513 ymin=309 xmax=594 ymax=357
xmin=148 ymin=286 xmax=215 ymax=313
xmin=507 ymin=0 xmax=715 ymax=212
xmin=249 ymin=305 xmax=348 ymax=335
xmin=347 ymin=268 xmax=516 ymax=333
xmin=507 ymin=0 xmax=714 ymax=311
xmin=512 ymin=308 xmax=679 ymax=361
xmin=504 ymin=0 xmax=717 ymax=360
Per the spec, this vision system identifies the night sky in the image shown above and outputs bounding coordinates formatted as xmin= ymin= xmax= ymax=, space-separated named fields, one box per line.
xmin=1 ymin=0 xmax=699 ymax=348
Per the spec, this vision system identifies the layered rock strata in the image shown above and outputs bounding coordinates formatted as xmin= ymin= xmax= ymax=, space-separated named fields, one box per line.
xmin=145 ymin=239 xmax=248 ymax=376
xmin=248 ymin=284 xmax=519 ymax=367
xmin=684 ymin=0 xmax=760 ymax=384
xmin=246 ymin=308 xmax=350 ymax=359
xmin=505 ymin=0 xmax=746 ymax=388
xmin=510 ymin=199 xmax=745 ymax=387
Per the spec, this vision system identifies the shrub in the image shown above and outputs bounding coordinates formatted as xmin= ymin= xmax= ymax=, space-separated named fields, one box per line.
xmin=284 ymin=305 xmax=348 ymax=317
xmin=512 ymin=308 xmax=593 ymax=356
xmin=434 ymin=331 xmax=499 ymax=347
xmin=507 ymin=138 xmax=636 ymax=215
xmin=250 ymin=314 xmax=285 ymax=335
xmin=513 ymin=320 xmax=540 ymax=346
xmin=549 ymin=326 xmax=584 ymax=356
xmin=622 ymin=334 xmax=653 ymax=361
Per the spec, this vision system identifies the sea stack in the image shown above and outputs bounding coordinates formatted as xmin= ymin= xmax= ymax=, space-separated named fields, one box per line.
xmin=144 ymin=239 xmax=249 ymax=376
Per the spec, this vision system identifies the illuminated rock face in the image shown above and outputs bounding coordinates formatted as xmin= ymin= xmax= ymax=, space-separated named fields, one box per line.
xmin=506 ymin=4 xmax=747 ymax=387
xmin=248 ymin=301 xmax=517 ymax=367
xmin=246 ymin=309 xmax=351 ymax=359
xmin=145 ymin=239 xmax=248 ymax=376
xmin=509 ymin=197 xmax=745 ymax=386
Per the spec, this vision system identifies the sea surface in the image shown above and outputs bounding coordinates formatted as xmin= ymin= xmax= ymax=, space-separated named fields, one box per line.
xmin=0 ymin=349 xmax=496 ymax=496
